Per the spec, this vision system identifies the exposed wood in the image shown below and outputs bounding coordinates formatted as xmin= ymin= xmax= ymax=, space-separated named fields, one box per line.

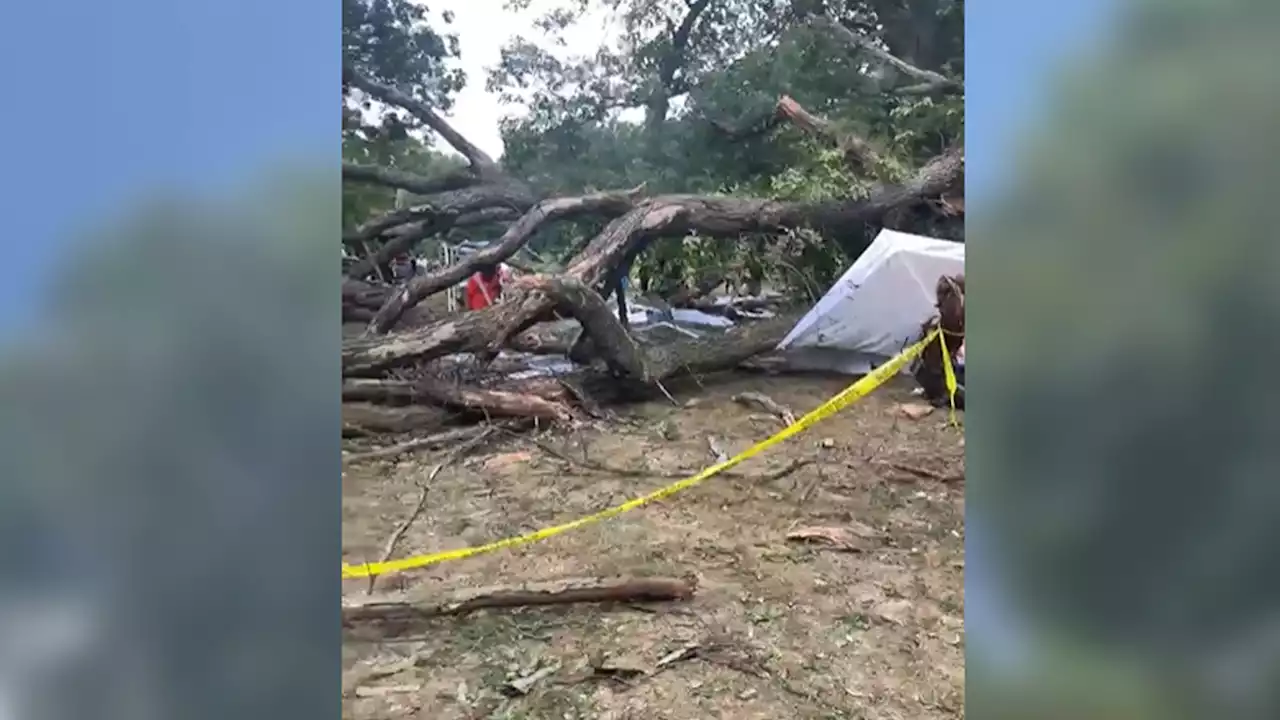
xmin=413 ymin=378 xmax=577 ymax=422
xmin=914 ymin=274 xmax=965 ymax=409
xmin=709 ymin=94 xmax=884 ymax=171
xmin=512 ymin=274 xmax=651 ymax=379
xmin=343 ymin=378 xmax=423 ymax=405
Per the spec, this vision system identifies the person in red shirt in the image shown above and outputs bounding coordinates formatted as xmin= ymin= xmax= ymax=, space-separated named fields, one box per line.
xmin=465 ymin=264 xmax=503 ymax=311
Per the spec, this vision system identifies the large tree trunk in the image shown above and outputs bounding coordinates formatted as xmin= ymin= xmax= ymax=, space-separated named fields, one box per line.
xmin=339 ymin=55 xmax=962 ymax=431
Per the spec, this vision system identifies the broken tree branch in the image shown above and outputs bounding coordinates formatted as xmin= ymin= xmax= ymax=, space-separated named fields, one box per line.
xmin=343 ymin=577 xmax=697 ymax=631
xmin=709 ymin=94 xmax=884 ymax=171
xmin=364 ymin=185 xmax=647 ymax=336
xmin=812 ymin=14 xmax=961 ymax=95
xmin=511 ymin=274 xmax=652 ymax=379
xmin=342 ymin=144 xmax=960 ymax=376
xmin=365 ymin=426 xmax=498 ymax=593
xmin=344 ymin=67 xmax=506 ymax=180
xmin=342 ymin=162 xmax=479 ymax=196
xmin=343 ymin=182 xmax=538 ymax=278
xmin=413 ymin=378 xmax=576 ymax=422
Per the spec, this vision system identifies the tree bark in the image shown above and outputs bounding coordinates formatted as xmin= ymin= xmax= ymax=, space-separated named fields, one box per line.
xmin=342 ymin=145 xmax=960 ymax=377
xmin=363 ymin=186 xmax=646 ymax=336
xmin=811 ymin=14 xmax=961 ymax=95
xmin=343 ymin=577 xmax=696 ymax=633
xmin=411 ymin=377 xmax=576 ymax=422
xmin=344 ymin=68 xmax=506 ymax=180
xmin=342 ymin=403 xmax=453 ymax=437
xmin=341 ymin=162 xmax=479 ymax=196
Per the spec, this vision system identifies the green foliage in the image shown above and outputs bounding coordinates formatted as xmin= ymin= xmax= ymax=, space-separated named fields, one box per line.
xmin=341 ymin=133 xmax=466 ymax=231
xmin=342 ymin=1 xmax=963 ymax=291
xmin=342 ymin=0 xmax=466 ymax=150
xmin=342 ymin=0 xmax=464 ymax=109
xmin=489 ymin=0 xmax=963 ymax=291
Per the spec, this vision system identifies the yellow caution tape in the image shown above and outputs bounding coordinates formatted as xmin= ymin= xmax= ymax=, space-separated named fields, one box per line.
xmin=342 ymin=328 xmax=943 ymax=580
xmin=939 ymin=331 xmax=960 ymax=427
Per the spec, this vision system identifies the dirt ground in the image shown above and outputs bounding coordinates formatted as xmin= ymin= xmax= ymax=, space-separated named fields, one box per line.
xmin=341 ymin=373 xmax=965 ymax=720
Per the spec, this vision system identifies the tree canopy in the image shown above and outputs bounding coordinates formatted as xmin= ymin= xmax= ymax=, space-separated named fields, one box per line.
xmin=341 ymin=0 xmax=964 ymax=303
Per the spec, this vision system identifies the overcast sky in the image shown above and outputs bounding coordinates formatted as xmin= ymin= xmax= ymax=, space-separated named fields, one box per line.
xmin=428 ymin=0 xmax=619 ymax=160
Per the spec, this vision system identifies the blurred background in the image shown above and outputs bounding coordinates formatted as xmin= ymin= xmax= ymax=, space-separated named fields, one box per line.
xmin=969 ymin=0 xmax=1280 ymax=717
xmin=0 ymin=3 xmax=339 ymax=720
xmin=1 ymin=0 xmax=1278 ymax=718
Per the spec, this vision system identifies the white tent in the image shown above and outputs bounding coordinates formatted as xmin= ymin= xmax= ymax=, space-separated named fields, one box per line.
xmin=779 ymin=228 xmax=964 ymax=375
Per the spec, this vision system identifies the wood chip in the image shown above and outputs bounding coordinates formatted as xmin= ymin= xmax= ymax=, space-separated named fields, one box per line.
xmin=502 ymin=664 xmax=559 ymax=696
xmin=785 ymin=526 xmax=864 ymax=552
xmin=655 ymin=643 xmax=701 ymax=669
xmin=871 ymin=599 xmax=914 ymax=626
xmin=897 ymin=402 xmax=935 ymax=420
xmin=354 ymin=683 xmax=421 ymax=697
xmin=484 ymin=451 xmax=533 ymax=470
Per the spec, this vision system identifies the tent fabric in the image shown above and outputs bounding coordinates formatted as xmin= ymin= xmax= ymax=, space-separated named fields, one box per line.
xmin=778 ymin=229 xmax=964 ymax=375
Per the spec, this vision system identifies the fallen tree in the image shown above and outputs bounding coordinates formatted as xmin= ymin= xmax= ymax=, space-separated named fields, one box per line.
xmin=340 ymin=12 xmax=964 ymax=434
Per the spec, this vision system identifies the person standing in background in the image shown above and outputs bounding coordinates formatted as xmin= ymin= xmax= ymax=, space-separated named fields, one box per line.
xmin=465 ymin=264 xmax=503 ymax=311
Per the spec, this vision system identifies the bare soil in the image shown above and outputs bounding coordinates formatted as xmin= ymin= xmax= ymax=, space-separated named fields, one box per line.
xmin=342 ymin=373 xmax=965 ymax=720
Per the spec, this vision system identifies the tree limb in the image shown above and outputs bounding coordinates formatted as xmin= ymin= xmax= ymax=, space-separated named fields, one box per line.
xmin=811 ymin=14 xmax=961 ymax=95
xmin=341 ymin=162 xmax=480 ymax=196
xmin=363 ymin=185 xmax=647 ymax=336
xmin=342 ymin=145 xmax=960 ymax=376
xmin=343 ymin=577 xmax=696 ymax=633
xmin=512 ymin=274 xmax=652 ymax=379
xmin=708 ymin=94 xmax=884 ymax=171
xmin=343 ymin=182 xmax=537 ymax=279
xmin=344 ymin=67 xmax=507 ymax=179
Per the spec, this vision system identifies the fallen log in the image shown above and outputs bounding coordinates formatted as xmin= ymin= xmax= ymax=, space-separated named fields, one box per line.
xmin=343 ymin=577 xmax=696 ymax=632
xmin=342 ymin=403 xmax=454 ymax=437
xmin=413 ymin=377 xmax=576 ymax=422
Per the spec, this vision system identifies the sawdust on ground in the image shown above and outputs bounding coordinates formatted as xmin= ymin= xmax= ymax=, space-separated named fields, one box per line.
xmin=342 ymin=373 xmax=965 ymax=720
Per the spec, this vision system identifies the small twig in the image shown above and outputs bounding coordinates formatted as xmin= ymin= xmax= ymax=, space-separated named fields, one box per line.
xmin=343 ymin=426 xmax=484 ymax=465
xmin=762 ymin=458 xmax=811 ymax=482
xmin=653 ymin=378 xmax=679 ymax=406
xmin=882 ymin=461 xmax=963 ymax=483
xmin=364 ymin=427 xmax=498 ymax=593
xmin=367 ymin=483 xmax=429 ymax=595
xmin=654 ymin=643 xmax=701 ymax=671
